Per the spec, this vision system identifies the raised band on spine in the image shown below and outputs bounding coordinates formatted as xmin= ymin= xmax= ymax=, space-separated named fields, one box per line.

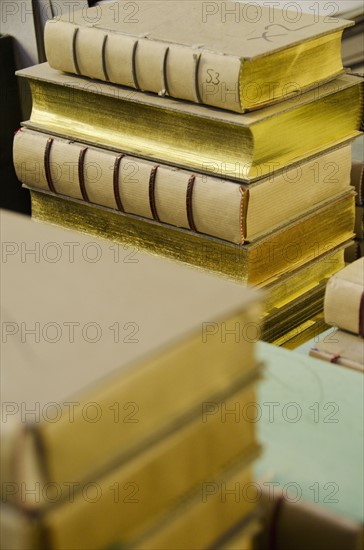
xmin=44 ymin=138 xmax=57 ymax=194
xmin=131 ymin=40 xmax=140 ymax=89
xmin=113 ymin=154 xmax=125 ymax=212
xmin=193 ymin=52 xmax=202 ymax=104
xmin=72 ymin=27 xmax=81 ymax=75
xmin=186 ymin=175 xmax=197 ymax=232
xmin=149 ymin=165 xmax=160 ymax=221
xmin=78 ymin=147 xmax=89 ymax=202
xmin=161 ymin=46 xmax=170 ymax=96
xmin=101 ymin=34 xmax=110 ymax=81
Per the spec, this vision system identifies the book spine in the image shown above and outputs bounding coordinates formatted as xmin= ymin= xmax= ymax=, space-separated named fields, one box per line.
xmin=309 ymin=348 xmax=363 ymax=373
xmin=324 ymin=266 xmax=364 ymax=336
xmin=13 ymin=128 xmax=245 ymax=244
xmin=44 ymin=20 xmax=243 ymax=112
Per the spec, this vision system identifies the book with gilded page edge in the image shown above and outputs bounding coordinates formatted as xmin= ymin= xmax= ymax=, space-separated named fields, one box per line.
xmin=28 ymin=187 xmax=355 ymax=286
xmin=1 ymin=209 xmax=264 ymax=511
xmin=13 ymin=128 xmax=354 ymax=244
xmin=44 ymin=0 xmax=352 ymax=113
xmin=16 ymin=64 xmax=363 ymax=182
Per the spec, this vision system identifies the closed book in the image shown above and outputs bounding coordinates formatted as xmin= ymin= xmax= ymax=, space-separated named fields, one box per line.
xmin=1 ymin=386 xmax=261 ymax=549
xmin=126 ymin=454 xmax=258 ymax=550
xmin=29 ymin=187 xmax=355 ymax=286
xmin=44 ymin=0 xmax=350 ymax=113
xmin=13 ymin=128 xmax=353 ymax=244
xmin=16 ymin=63 xmax=363 ymax=182
xmin=1 ymin=209 xmax=263 ymax=508
xmin=256 ymin=341 xmax=364 ymax=524
xmin=310 ymin=329 xmax=364 ymax=371
xmin=0 ymin=449 xmax=260 ymax=549
xmin=324 ymin=258 xmax=364 ymax=335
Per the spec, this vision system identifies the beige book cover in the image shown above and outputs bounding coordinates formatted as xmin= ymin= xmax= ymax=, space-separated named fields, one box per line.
xmin=44 ymin=0 xmax=350 ymax=112
xmin=17 ymin=64 xmax=363 ymax=181
xmin=310 ymin=329 xmax=364 ymax=372
xmin=1 ymin=209 xmax=263 ymax=504
xmin=13 ymin=127 xmax=353 ymax=244
xmin=324 ymin=258 xmax=364 ymax=334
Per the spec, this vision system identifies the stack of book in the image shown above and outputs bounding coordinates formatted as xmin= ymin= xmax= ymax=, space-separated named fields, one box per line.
xmin=1 ymin=209 xmax=264 ymax=549
xmin=12 ymin=0 xmax=363 ymax=342
xmin=310 ymin=258 xmax=364 ymax=371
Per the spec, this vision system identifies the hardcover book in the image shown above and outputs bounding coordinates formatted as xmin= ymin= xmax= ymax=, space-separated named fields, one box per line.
xmin=44 ymin=0 xmax=351 ymax=113
xmin=324 ymin=258 xmax=364 ymax=335
xmin=1 ymin=209 xmax=263 ymax=506
xmin=29 ymin=187 xmax=355 ymax=286
xmin=16 ymin=63 xmax=363 ymax=182
xmin=256 ymin=341 xmax=364 ymax=523
xmin=13 ymin=128 xmax=353 ymax=244
xmin=0 ymin=451 xmax=259 ymax=549
xmin=310 ymin=329 xmax=364 ymax=371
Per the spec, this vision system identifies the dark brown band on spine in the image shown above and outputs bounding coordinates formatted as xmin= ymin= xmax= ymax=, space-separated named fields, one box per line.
xmin=359 ymin=291 xmax=364 ymax=337
xmin=113 ymin=154 xmax=125 ymax=212
xmin=78 ymin=147 xmax=89 ymax=202
xmin=162 ymin=47 xmax=170 ymax=96
xmin=131 ymin=40 xmax=140 ymax=89
xmin=194 ymin=52 xmax=202 ymax=104
xmin=330 ymin=354 xmax=342 ymax=364
xmin=149 ymin=165 xmax=160 ymax=221
xmin=44 ymin=138 xmax=56 ymax=193
xmin=101 ymin=34 xmax=109 ymax=81
xmin=72 ymin=27 xmax=81 ymax=75
xmin=186 ymin=175 xmax=197 ymax=232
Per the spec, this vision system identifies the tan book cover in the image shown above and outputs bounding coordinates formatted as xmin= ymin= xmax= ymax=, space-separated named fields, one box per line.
xmin=13 ymin=127 xmax=353 ymax=244
xmin=1 ymin=209 xmax=263 ymax=505
xmin=324 ymin=258 xmax=364 ymax=334
xmin=44 ymin=0 xmax=350 ymax=112
xmin=17 ymin=63 xmax=363 ymax=181
xmin=310 ymin=329 xmax=364 ymax=372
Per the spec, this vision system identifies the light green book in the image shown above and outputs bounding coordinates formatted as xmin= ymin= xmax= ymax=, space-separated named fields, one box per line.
xmin=256 ymin=342 xmax=364 ymax=523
